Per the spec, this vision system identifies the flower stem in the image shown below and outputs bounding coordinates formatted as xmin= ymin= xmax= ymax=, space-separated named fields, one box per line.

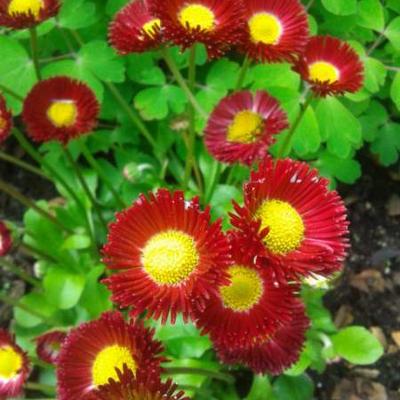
xmin=161 ymin=47 xmax=207 ymax=118
xmin=29 ymin=27 xmax=42 ymax=81
xmin=0 ymin=178 xmax=73 ymax=233
xmin=25 ymin=382 xmax=56 ymax=396
xmin=63 ymin=147 xmax=108 ymax=233
xmin=164 ymin=367 xmax=234 ymax=384
xmin=0 ymin=150 xmax=50 ymax=180
xmin=277 ymin=93 xmax=314 ymax=160
xmin=235 ymin=56 xmax=252 ymax=90
xmin=0 ymin=84 xmax=25 ymax=102
xmin=0 ymin=258 xmax=40 ymax=287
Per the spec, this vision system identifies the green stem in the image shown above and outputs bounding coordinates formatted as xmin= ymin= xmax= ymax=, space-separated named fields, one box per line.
xmin=226 ymin=164 xmax=238 ymax=186
xmin=0 ymin=259 xmax=40 ymax=287
xmin=63 ymin=147 xmax=108 ymax=232
xmin=19 ymin=242 xmax=58 ymax=263
xmin=235 ymin=56 xmax=252 ymax=90
xmin=277 ymin=93 xmax=314 ymax=160
xmin=30 ymin=356 xmax=53 ymax=369
xmin=0 ymin=84 xmax=24 ymax=102
xmin=204 ymin=162 xmax=222 ymax=204
xmin=366 ymin=31 xmax=387 ymax=56
xmin=161 ymin=48 xmax=207 ymax=118
xmin=80 ymin=142 xmax=125 ymax=208
xmin=164 ymin=367 xmax=234 ymax=384
xmin=25 ymin=382 xmax=56 ymax=396
xmin=29 ymin=27 xmax=42 ymax=81
xmin=0 ymin=178 xmax=73 ymax=233
xmin=0 ymin=150 xmax=50 ymax=180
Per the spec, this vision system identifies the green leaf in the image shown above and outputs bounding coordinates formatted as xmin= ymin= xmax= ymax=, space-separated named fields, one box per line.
xmin=391 ymin=72 xmax=400 ymax=110
xmin=385 ymin=17 xmax=400 ymax=51
xmin=358 ymin=0 xmax=384 ymax=31
xmin=79 ymin=40 xmax=125 ymax=83
xmin=62 ymin=234 xmax=91 ymax=250
xmin=206 ymin=59 xmax=240 ymax=91
xmin=58 ymin=0 xmax=97 ymax=29
xmin=359 ymin=101 xmax=388 ymax=142
xmin=332 ymin=326 xmax=384 ymax=365
xmin=246 ymin=376 xmax=274 ymax=400
xmin=321 ymin=0 xmax=357 ymax=15
xmin=44 ymin=268 xmax=85 ymax=310
xmin=370 ymin=123 xmax=400 ymax=166
xmin=249 ymin=63 xmax=300 ymax=91
xmin=273 ymin=375 xmax=314 ymax=400
xmin=363 ymin=58 xmax=387 ymax=93
xmin=106 ymin=0 xmax=127 ymax=15
xmin=14 ymin=293 xmax=56 ymax=328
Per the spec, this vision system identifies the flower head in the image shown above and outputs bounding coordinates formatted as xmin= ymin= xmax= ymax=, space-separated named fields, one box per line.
xmin=56 ymin=312 xmax=165 ymax=400
xmin=109 ymin=0 xmax=163 ymax=55
xmin=0 ymin=221 xmax=12 ymax=256
xmin=230 ymin=157 xmax=349 ymax=281
xmin=239 ymin=0 xmax=309 ymax=63
xmin=148 ymin=0 xmax=245 ymax=58
xmin=0 ymin=94 xmax=12 ymax=144
xmin=103 ymin=189 xmax=231 ymax=324
xmin=35 ymin=330 xmax=67 ymax=365
xmin=83 ymin=366 xmax=190 ymax=400
xmin=0 ymin=0 xmax=60 ymax=29
xmin=293 ymin=35 xmax=364 ymax=97
xmin=0 ymin=329 xmax=31 ymax=397
xmin=204 ymin=91 xmax=288 ymax=165
xmin=22 ymin=76 xmax=99 ymax=145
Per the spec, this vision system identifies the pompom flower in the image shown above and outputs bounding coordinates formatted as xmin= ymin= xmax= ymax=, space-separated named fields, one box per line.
xmin=148 ymin=0 xmax=245 ymax=58
xmin=83 ymin=366 xmax=190 ymax=400
xmin=0 ymin=94 xmax=12 ymax=143
xmin=204 ymin=91 xmax=288 ymax=165
xmin=22 ymin=76 xmax=99 ymax=145
xmin=103 ymin=189 xmax=231 ymax=324
xmin=194 ymin=231 xmax=299 ymax=348
xmin=56 ymin=312 xmax=165 ymax=400
xmin=239 ymin=0 xmax=309 ymax=63
xmin=0 ymin=0 xmax=60 ymax=29
xmin=0 ymin=221 xmax=12 ymax=256
xmin=230 ymin=157 xmax=349 ymax=281
xmin=109 ymin=0 xmax=163 ymax=55
xmin=293 ymin=35 xmax=364 ymax=97
xmin=35 ymin=330 xmax=67 ymax=365
xmin=215 ymin=300 xmax=309 ymax=375
xmin=0 ymin=329 xmax=31 ymax=397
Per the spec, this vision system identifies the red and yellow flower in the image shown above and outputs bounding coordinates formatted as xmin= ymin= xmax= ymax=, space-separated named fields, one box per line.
xmin=204 ymin=91 xmax=288 ymax=165
xmin=103 ymin=189 xmax=230 ymax=324
xmin=0 ymin=221 xmax=12 ymax=256
xmin=293 ymin=35 xmax=364 ymax=97
xmin=0 ymin=0 xmax=60 ymax=29
xmin=239 ymin=0 xmax=309 ymax=63
xmin=230 ymin=157 xmax=349 ymax=281
xmin=148 ymin=0 xmax=245 ymax=58
xmin=109 ymin=0 xmax=163 ymax=55
xmin=22 ymin=76 xmax=99 ymax=145
xmin=35 ymin=330 xmax=67 ymax=365
xmin=56 ymin=312 xmax=165 ymax=400
xmin=0 ymin=94 xmax=12 ymax=144
xmin=0 ymin=329 xmax=30 ymax=397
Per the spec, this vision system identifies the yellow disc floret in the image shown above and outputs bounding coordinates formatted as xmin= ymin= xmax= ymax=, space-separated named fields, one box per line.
xmin=0 ymin=345 xmax=23 ymax=380
xmin=142 ymin=18 xmax=161 ymax=38
xmin=0 ymin=117 xmax=6 ymax=130
xmin=220 ymin=265 xmax=263 ymax=312
xmin=178 ymin=4 xmax=215 ymax=31
xmin=46 ymin=100 xmax=77 ymax=128
xmin=255 ymin=199 xmax=305 ymax=255
xmin=142 ymin=230 xmax=199 ymax=285
xmin=309 ymin=61 xmax=339 ymax=84
xmin=92 ymin=345 xmax=137 ymax=387
xmin=8 ymin=0 xmax=44 ymax=19
xmin=248 ymin=13 xmax=282 ymax=45
xmin=227 ymin=110 xmax=263 ymax=143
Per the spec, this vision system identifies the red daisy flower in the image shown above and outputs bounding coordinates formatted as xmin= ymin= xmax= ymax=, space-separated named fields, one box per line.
xmin=22 ymin=76 xmax=99 ymax=145
xmin=293 ymin=35 xmax=364 ymax=97
xmin=35 ymin=330 xmax=67 ymax=365
xmin=109 ymin=0 xmax=163 ymax=55
xmin=103 ymin=189 xmax=231 ymax=324
xmin=239 ymin=0 xmax=309 ymax=63
xmin=0 ymin=94 xmax=12 ymax=144
xmin=204 ymin=91 xmax=288 ymax=165
xmin=194 ymin=231 xmax=299 ymax=349
xmin=216 ymin=299 xmax=309 ymax=375
xmin=230 ymin=157 xmax=349 ymax=281
xmin=0 ymin=221 xmax=12 ymax=256
xmin=56 ymin=312 xmax=165 ymax=400
xmin=148 ymin=0 xmax=245 ymax=59
xmin=83 ymin=366 xmax=189 ymax=400
xmin=0 ymin=0 xmax=60 ymax=29
xmin=0 ymin=329 xmax=31 ymax=397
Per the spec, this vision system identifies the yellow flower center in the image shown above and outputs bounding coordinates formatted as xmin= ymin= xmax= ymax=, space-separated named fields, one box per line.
xmin=248 ymin=13 xmax=282 ymax=45
xmin=255 ymin=199 xmax=305 ymax=255
xmin=46 ymin=101 xmax=77 ymax=128
xmin=142 ymin=230 xmax=199 ymax=286
xmin=178 ymin=4 xmax=215 ymax=31
xmin=0 ymin=345 xmax=23 ymax=380
xmin=92 ymin=345 xmax=137 ymax=388
xmin=8 ymin=0 xmax=43 ymax=19
xmin=309 ymin=61 xmax=339 ymax=84
xmin=0 ymin=116 xmax=6 ymax=130
xmin=142 ymin=18 xmax=161 ymax=38
xmin=220 ymin=265 xmax=263 ymax=312
xmin=227 ymin=110 xmax=263 ymax=144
